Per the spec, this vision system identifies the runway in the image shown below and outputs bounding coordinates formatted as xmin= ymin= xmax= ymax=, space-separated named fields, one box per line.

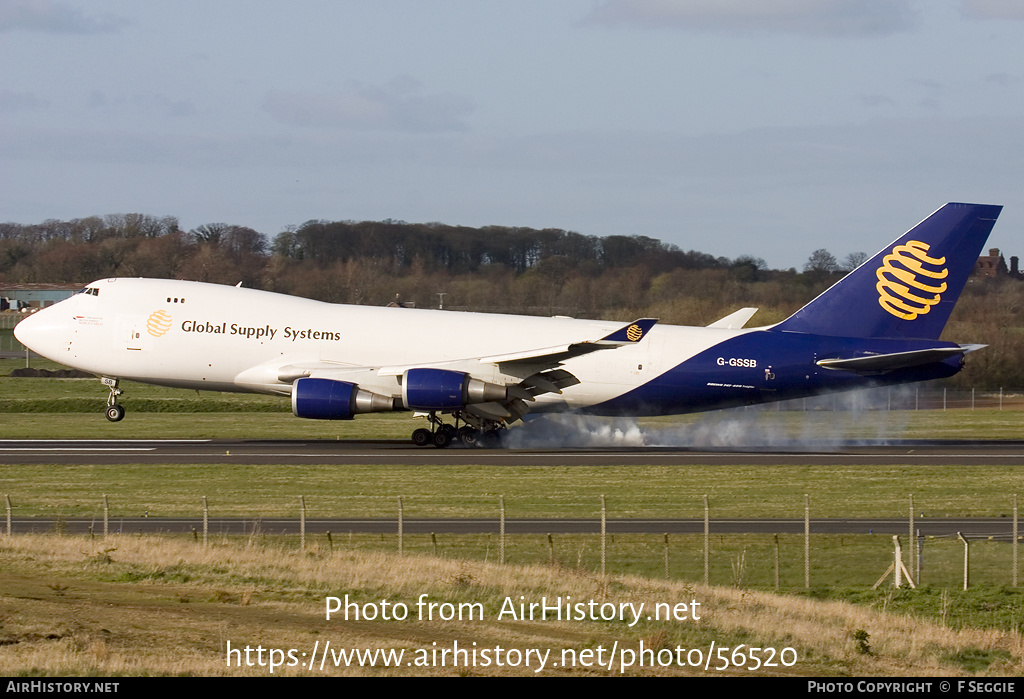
xmin=3 ymin=438 xmax=1024 ymax=465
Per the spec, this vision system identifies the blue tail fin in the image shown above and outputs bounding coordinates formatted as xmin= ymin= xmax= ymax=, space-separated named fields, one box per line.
xmin=776 ymin=203 xmax=1002 ymax=339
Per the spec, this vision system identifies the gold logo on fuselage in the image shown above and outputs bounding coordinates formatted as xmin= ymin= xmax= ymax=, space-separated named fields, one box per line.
xmin=147 ymin=310 xmax=172 ymax=337
xmin=875 ymin=240 xmax=947 ymax=320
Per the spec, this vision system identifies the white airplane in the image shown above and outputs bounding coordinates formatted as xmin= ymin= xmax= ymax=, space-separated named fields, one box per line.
xmin=14 ymin=203 xmax=1001 ymax=447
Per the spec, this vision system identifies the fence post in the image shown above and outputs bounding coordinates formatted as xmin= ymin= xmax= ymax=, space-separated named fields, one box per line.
xmin=804 ymin=494 xmax=810 ymax=589
xmin=4 ymin=494 xmax=10 ymax=536
xmin=774 ymin=534 xmax=780 ymax=591
xmin=1007 ymin=495 xmax=1015 ymax=589
xmin=703 ymin=494 xmax=710 ymax=585
xmin=202 ymin=496 xmax=209 ymax=546
xmin=499 ymin=495 xmax=505 ymax=565
xmin=895 ymin=536 xmax=903 ymax=587
xmin=103 ymin=494 xmax=109 ymax=538
xmin=299 ymin=495 xmax=306 ymax=551
xmin=664 ymin=533 xmax=670 ymax=578
xmin=600 ymin=495 xmax=607 ymax=576
xmin=958 ymin=532 xmax=969 ymax=590
xmin=397 ymin=496 xmax=403 ymax=555
xmin=909 ymin=494 xmax=915 ymax=578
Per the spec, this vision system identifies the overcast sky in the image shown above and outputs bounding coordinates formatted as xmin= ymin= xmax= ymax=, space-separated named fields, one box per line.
xmin=2 ymin=0 xmax=1022 ymax=269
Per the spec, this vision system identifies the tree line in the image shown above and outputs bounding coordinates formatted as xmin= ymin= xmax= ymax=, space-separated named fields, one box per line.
xmin=2 ymin=213 xmax=1021 ymax=389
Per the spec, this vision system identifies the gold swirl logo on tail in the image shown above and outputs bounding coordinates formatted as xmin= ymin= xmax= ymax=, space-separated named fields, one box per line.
xmin=875 ymin=240 xmax=948 ymax=320
xmin=146 ymin=310 xmax=172 ymax=337
xmin=626 ymin=324 xmax=643 ymax=342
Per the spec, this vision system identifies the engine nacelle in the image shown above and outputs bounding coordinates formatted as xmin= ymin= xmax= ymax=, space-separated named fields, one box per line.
xmin=402 ymin=368 xmax=507 ymax=410
xmin=292 ymin=377 xmax=394 ymax=420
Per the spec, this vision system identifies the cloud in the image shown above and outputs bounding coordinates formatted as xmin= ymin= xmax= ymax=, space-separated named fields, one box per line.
xmin=581 ymin=0 xmax=919 ymax=36
xmin=262 ymin=77 xmax=474 ymax=133
xmin=859 ymin=94 xmax=895 ymax=109
xmin=0 ymin=88 xmax=47 ymax=112
xmin=961 ymin=0 xmax=1024 ymax=20
xmin=0 ymin=0 xmax=127 ymax=33
xmin=129 ymin=94 xmax=198 ymax=119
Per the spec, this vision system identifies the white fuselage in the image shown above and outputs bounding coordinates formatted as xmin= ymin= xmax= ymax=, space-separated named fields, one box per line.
xmin=16 ymin=278 xmax=748 ymax=413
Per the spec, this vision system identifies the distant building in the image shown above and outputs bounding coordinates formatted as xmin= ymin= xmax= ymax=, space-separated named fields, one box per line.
xmin=975 ymin=248 xmax=1009 ymax=278
xmin=0 ymin=283 xmax=83 ymax=310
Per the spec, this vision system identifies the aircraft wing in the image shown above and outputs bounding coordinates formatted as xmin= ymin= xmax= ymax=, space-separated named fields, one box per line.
xmin=478 ymin=317 xmax=658 ymax=368
xmin=274 ymin=317 xmax=658 ymax=425
xmin=815 ymin=344 xmax=982 ymax=375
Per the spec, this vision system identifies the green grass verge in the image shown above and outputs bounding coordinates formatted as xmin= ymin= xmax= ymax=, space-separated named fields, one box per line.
xmin=2 ymin=463 xmax=1023 ymax=519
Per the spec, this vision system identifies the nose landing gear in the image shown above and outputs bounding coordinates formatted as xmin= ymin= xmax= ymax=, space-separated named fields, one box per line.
xmin=102 ymin=377 xmax=125 ymax=422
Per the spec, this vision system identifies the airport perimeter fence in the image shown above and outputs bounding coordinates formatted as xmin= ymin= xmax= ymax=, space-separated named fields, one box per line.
xmin=5 ymin=492 xmax=1024 ymax=595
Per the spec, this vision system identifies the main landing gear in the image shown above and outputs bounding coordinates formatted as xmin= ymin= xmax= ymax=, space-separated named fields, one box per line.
xmin=411 ymin=412 xmax=503 ymax=448
xmin=102 ymin=377 xmax=125 ymax=422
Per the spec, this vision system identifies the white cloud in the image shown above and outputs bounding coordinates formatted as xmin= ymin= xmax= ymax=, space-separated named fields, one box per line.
xmin=262 ymin=77 xmax=475 ymax=133
xmin=582 ymin=0 xmax=919 ymax=36
xmin=0 ymin=0 xmax=127 ymax=33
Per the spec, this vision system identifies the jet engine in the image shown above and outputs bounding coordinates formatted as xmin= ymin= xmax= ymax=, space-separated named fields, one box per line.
xmin=292 ymin=377 xmax=394 ymax=420
xmin=401 ymin=368 xmax=507 ymax=410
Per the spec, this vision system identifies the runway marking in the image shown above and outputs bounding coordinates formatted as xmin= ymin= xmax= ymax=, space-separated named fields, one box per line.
xmin=0 ymin=448 xmax=158 ymax=452
xmin=0 ymin=439 xmax=210 ymax=443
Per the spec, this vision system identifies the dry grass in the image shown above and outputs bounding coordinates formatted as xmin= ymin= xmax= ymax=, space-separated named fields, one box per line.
xmin=1 ymin=534 xmax=1022 ymax=676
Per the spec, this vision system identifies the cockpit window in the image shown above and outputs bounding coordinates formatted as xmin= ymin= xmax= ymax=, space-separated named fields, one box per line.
xmin=76 ymin=287 xmax=100 ymax=296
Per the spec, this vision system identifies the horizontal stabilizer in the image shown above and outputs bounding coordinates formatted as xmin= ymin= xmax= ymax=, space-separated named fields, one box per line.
xmin=708 ymin=308 xmax=758 ymax=329
xmin=596 ymin=317 xmax=659 ymax=344
xmin=816 ymin=345 xmax=978 ymax=374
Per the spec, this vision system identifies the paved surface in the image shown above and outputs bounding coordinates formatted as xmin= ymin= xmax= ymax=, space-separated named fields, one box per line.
xmin=3 ymin=438 xmax=1024 ymax=465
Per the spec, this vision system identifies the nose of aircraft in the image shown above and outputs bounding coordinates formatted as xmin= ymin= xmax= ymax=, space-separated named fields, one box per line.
xmin=13 ymin=304 xmax=72 ymax=361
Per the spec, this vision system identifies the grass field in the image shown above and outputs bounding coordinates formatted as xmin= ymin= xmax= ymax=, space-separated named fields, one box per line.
xmin=2 ymin=534 xmax=1022 ymax=676
xmin=3 ymin=462 xmax=1024 ymax=520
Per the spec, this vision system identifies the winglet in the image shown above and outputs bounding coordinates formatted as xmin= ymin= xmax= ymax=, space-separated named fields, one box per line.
xmin=598 ymin=318 xmax=658 ymax=344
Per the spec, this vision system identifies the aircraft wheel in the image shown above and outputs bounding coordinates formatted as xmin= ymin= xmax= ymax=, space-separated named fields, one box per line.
xmin=105 ymin=404 xmax=125 ymax=422
xmin=481 ymin=430 xmax=501 ymax=449
xmin=411 ymin=428 xmax=432 ymax=447
xmin=432 ymin=430 xmax=452 ymax=448
xmin=459 ymin=426 xmax=478 ymax=446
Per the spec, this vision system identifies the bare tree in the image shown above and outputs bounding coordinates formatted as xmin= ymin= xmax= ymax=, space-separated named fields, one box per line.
xmin=803 ymin=248 xmax=838 ymax=274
